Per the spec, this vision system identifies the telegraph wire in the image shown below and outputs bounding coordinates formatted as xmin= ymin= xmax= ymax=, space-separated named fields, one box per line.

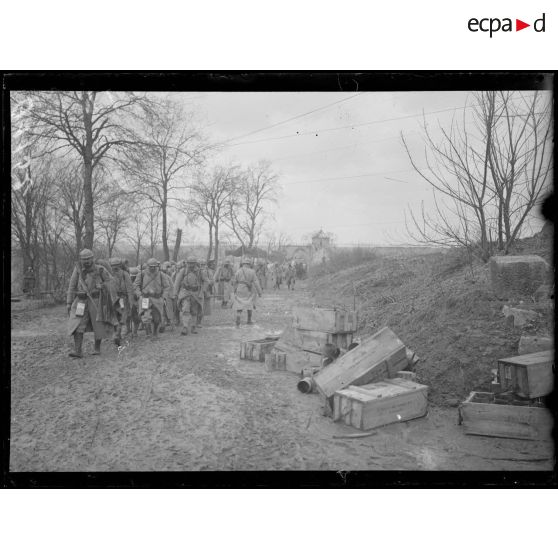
xmin=219 ymin=92 xmax=363 ymax=144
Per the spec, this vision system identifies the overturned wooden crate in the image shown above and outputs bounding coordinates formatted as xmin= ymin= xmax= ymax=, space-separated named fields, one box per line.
xmin=497 ymin=350 xmax=554 ymax=399
xmin=276 ymin=324 xmax=353 ymax=354
xmin=314 ymin=326 xmax=408 ymax=407
xmin=292 ymin=306 xmax=358 ymax=333
xmin=240 ymin=337 xmax=280 ymax=362
xmin=265 ymin=349 xmax=322 ymax=373
xmin=459 ymin=391 xmax=553 ymax=441
xmin=333 ymin=378 xmax=428 ymax=431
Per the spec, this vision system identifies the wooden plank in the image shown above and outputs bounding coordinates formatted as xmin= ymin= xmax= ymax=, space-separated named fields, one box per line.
xmin=497 ymin=350 xmax=554 ymax=398
xmin=459 ymin=392 xmax=553 ymax=441
xmin=333 ymin=379 xmax=428 ymax=430
xmin=292 ymin=306 xmax=358 ymax=333
xmin=314 ymin=327 xmax=408 ymax=399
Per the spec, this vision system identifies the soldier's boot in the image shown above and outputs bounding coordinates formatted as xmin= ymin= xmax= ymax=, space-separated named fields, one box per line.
xmin=235 ymin=311 xmax=242 ymax=327
xmin=69 ymin=333 xmax=83 ymax=358
xmin=132 ymin=321 xmax=138 ymax=337
xmin=114 ymin=325 xmax=122 ymax=346
xmin=247 ymin=310 xmax=253 ymax=325
xmin=159 ymin=323 xmax=165 ymax=333
xmin=153 ymin=323 xmax=159 ymax=338
xmin=92 ymin=338 xmax=102 ymax=355
xmin=181 ymin=325 xmax=189 ymax=335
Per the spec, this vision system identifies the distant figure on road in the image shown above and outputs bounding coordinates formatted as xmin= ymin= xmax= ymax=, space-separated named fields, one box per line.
xmin=66 ymin=249 xmax=117 ymax=358
xmin=272 ymin=263 xmax=282 ymax=290
xmin=232 ymin=257 xmax=262 ymax=327
xmin=285 ymin=264 xmax=296 ymax=290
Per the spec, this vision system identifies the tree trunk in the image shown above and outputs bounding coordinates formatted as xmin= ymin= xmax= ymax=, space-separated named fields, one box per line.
xmin=81 ymin=93 xmax=95 ymax=250
xmin=172 ymin=228 xmax=182 ymax=261
xmin=214 ymin=222 xmax=219 ymax=265
xmin=207 ymin=224 xmax=214 ymax=262
xmin=162 ymin=190 xmax=169 ymax=261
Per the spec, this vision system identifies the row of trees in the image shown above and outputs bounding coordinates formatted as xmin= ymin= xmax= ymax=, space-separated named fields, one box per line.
xmin=11 ymin=91 xmax=281 ymax=295
xmin=403 ymin=91 xmax=553 ymax=261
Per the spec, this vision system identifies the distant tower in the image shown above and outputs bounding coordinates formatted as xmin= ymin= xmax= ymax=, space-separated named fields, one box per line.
xmin=311 ymin=230 xmax=331 ymax=264
xmin=311 ymin=229 xmax=331 ymax=251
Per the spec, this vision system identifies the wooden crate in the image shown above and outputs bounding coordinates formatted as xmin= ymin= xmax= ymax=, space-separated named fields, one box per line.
xmin=275 ymin=324 xmax=352 ymax=354
xmin=459 ymin=391 xmax=553 ymax=441
xmin=264 ymin=349 xmax=322 ymax=373
xmin=292 ymin=306 xmax=358 ymax=333
xmin=240 ymin=337 xmax=279 ymax=362
xmin=314 ymin=326 xmax=408 ymax=400
xmin=333 ymin=378 xmax=428 ymax=431
xmin=265 ymin=351 xmax=287 ymax=371
xmin=497 ymin=350 xmax=554 ymax=398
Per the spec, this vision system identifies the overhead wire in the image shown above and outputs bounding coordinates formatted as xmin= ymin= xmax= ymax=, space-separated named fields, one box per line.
xmin=219 ymin=92 xmax=363 ymax=144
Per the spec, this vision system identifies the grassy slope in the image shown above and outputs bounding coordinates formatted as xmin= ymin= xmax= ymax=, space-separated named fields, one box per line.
xmin=308 ymin=238 xmax=553 ymax=406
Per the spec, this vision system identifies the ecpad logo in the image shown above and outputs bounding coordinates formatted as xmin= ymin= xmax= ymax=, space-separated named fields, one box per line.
xmin=468 ymin=13 xmax=546 ymax=37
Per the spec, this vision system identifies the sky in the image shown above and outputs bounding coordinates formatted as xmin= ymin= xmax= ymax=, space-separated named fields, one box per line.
xmin=167 ymin=90 xmax=551 ymax=247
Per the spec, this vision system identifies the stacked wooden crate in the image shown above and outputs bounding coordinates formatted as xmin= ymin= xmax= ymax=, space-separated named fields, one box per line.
xmin=459 ymin=350 xmax=554 ymax=440
xmin=265 ymin=306 xmax=359 ymax=373
xmin=313 ymin=326 xmax=428 ymax=429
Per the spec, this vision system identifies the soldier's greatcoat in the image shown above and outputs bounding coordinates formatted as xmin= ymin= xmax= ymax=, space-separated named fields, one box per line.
xmin=133 ymin=269 xmax=172 ymax=323
xmin=232 ymin=266 xmax=262 ymax=311
xmin=66 ymin=264 xmax=117 ymax=337
xmin=214 ymin=264 xmax=234 ymax=303
xmin=112 ymin=268 xmax=134 ymax=324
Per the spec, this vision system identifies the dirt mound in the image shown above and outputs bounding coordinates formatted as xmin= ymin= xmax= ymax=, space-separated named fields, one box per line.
xmin=309 ymin=247 xmax=553 ymax=406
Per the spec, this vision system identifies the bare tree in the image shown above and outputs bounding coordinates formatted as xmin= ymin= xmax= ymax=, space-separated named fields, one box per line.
xmin=119 ymin=98 xmax=207 ymax=261
xmin=188 ymin=165 xmax=241 ymax=264
xmin=402 ymin=91 xmax=552 ymax=261
xmin=11 ymin=154 xmax=51 ymax=287
xmin=18 ymin=91 xmax=152 ymax=249
xmin=226 ymin=160 xmax=280 ymax=249
xmin=96 ymin=186 xmax=134 ymax=257
xmin=125 ymin=212 xmax=151 ymax=266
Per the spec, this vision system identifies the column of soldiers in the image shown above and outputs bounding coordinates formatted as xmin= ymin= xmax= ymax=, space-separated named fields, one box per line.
xmin=66 ymin=249 xmax=267 ymax=359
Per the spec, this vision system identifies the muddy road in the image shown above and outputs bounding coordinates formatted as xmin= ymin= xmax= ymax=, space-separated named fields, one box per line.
xmin=10 ymin=282 xmax=554 ymax=471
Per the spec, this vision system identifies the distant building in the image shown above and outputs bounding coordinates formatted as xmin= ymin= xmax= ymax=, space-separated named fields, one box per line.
xmin=310 ymin=230 xmax=331 ymax=264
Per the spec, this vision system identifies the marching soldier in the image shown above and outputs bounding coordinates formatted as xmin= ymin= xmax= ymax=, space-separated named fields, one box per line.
xmin=285 ymin=263 xmax=296 ymax=290
xmin=198 ymin=260 xmax=215 ymax=326
xmin=133 ymin=258 xmax=172 ymax=338
xmin=255 ymin=259 xmax=267 ymax=290
xmin=160 ymin=261 xmax=175 ymax=331
xmin=174 ymin=256 xmax=204 ymax=335
xmin=214 ymin=257 xmax=234 ymax=307
xmin=127 ymin=266 xmax=141 ymax=337
xmin=109 ymin=257 xmax=134 ymax=346
xmin=66 ymin=248 xmax=117 ymax=358
xmin=232 ymin=256 xmax=262 ymax=327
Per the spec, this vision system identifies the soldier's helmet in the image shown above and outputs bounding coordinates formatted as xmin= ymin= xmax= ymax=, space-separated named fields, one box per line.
xmin=186 ymin=256 xmax=198 ymax=265
xmin=79 ymin=248 xmax=94 ymax=261
xmin=224 ymin=257 xmax=232 ymax=265
xmin=241 ymin=256 xmax=251 ymax=265
xmin=109 ymin=257 xmax=122 ymax=268
xmin=147 ymin=257 xmax=159 ymax=267
xmin=129 ymin=266 xmax=140 ymax=277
